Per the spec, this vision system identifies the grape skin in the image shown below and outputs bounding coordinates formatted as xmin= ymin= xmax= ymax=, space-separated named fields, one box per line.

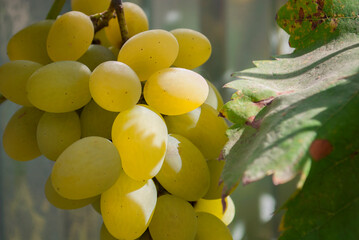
xmin=46 ymin=11 xmax=94 ymax=61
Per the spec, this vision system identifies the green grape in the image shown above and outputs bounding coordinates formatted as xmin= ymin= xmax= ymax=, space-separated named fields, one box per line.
xmin=91 ymin=195 xmax=101 ymax=214
xmin=51 ymin=136 xmax=121 ymax=199
xmin=36 ymin=111 xmax=81 ymax=161
xmin=137 ymin=230 xmax=152 ymax=240
xmin=204 ymin=159 xmax=225 ymax=199
xmin=0 ymin=60 xmax=42 ymax=106
xmin=164 ymin=103 xmax=228 ymax=160
xmin=101 ymin=171 xmax=157 ymax=240
xmin=71 ymin=0 xmax=111 ymax=15
xmin=149 ymin=194 xmax=197 ymax=240
xmin=80 ymin=100 xmax=118 ymax=139
xmin=156 ymin=134 xmax=210 ymax=201
xmin=89 ymin=61 xmax=141 ymax=112
xmin=45 ymin=176 xmax=98 ymax=210
xmin=77 ymin=44 xmax=116 ymax=71
xmin=7 ymin=20 xmax=53 ymax=64
xmin=143 ymin=67 xmax=209 ymax=115
xmin=2 ymin=107 xmax=43 ymax=161
xmin=109 ymin=46 xmax=120 ymax=57
xmin=47 ymin=11 xmax=94 ymax=61
xmin=95 ymin=28 xmax=112 ymax=47
xmin=112 ymin=105 xmax=168 ymax=181
xmin=170 ymin=28 xmax=211 ymax=69
xmin=27 ymin=61 xmax=91 ymax=113
xmin=100 ymin=223 xmax=118 ymax=240
xmin=194 ymin=196 xmax=235 ymax=225
xmin=105 ymin=2 xmax=149 ymax=48
xmin=204 ymin=80 xmax=224 ymax=111
xmin=195 ymin=212 xmax=233 ymax=240
xmin=117 ymin=29 xmax=179 ymax=81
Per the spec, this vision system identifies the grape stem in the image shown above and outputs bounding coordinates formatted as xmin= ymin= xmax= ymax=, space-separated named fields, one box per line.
xmin=90 ymin=0 xmax=129 ymax=46
xmin=46 ymin=0 xmax=66 ymax=20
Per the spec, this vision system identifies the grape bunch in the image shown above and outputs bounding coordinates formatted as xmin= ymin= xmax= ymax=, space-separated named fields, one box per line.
xmin=0 ymin=1 xmax=236 ymax=239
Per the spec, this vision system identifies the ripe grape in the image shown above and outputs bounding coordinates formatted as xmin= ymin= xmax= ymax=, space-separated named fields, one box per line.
xmin=143 ymin=67 xmax=209 ymax=115
xmin=36 ymin=111 xmax=81 ymax=161
xmin=80 ymin=100 xmax=118 ymax=139
xmin=27 ymin=61 xmax=91 ymax=113
xmin=171 ymin=28 xmax=212 ymax=69
xmin=0 ymin=60 xmax=42 ymax=106
xmin=195 ymin=212 xmax=233 ymax=240
xmin=2 ymin=107 xmax=43 ymax=161
xmin=112 ymin=105 xmax=168 ymax=181
xmin=51 ymin=136 xmax=121 ymax=199
xmin=105 ymin=2 xmax=149 ymax=48
xmin=164 ymin=103 xmax=228 ymax=160
xmin=149 ymin=194 xmax=197 ymax=240
xmin=156 ymin=134 xmax=210 ymax=201
xmin=7 ymin=20 xmax=53 ymax=64
xmin=117 ymin=29 xmax=179 ymax=81
xmin=204 ymin=159 xmax=226 ymax=199
xmin=100 ymin=223 xmax=117 ymax=240
xmin=71 ymin=0 xmax=111 ymax=15
xmin=101 ymin=171 xmax=157 ymax=240
xmin=77 ymin=44 xmax=116 ymax=71
xmin=45 ymin=176 xmax=98 ymax=210
xmin=46 ymin=11 xmax=94 ymax=61
xmin=194 ymin=196 xmax=235 ymax=225
xmin=89 ymin=61 xmax=141 ymax=112
xmin=205 ymin=79 xmax=224 ymax=111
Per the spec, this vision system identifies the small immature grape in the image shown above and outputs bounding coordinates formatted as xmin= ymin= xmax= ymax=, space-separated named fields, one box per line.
xmin=89 ymin=61 xmax=141 ymax=112
xmin=144 ymin=67 xmax=209 ymax=115
xmin=171 ymin=28 xmax=212 ymax=69
xmin=46 ymin=11 xmax=94 ymax=61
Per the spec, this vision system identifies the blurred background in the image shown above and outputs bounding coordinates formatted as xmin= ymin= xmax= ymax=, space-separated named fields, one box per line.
xmin=0 ymin=0 xmax=297 ymax=239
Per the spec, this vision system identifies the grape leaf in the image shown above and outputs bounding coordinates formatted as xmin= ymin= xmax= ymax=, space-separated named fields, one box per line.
xmin=279 ymin=83 xmax=359 ymax=239
xmin=276 ymin=0 xmax=359 ymax=49
xmin=221 ymin=33 xmax=359 ymax=195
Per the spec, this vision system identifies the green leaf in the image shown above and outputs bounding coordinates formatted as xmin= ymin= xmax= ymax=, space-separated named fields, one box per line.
xmin=222 ymin=34 xmax=359 ymax=195
xmin=276 ymin=0 xmax=359 ymax=49
xmin=279 ymin=86 xmax=359 ymax=239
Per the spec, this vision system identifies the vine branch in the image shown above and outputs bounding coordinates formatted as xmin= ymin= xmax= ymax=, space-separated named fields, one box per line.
xmin=90 ymin=0 xmax=129 ymax=46
xmin=46 ymin=0 xmax=66 ymax=20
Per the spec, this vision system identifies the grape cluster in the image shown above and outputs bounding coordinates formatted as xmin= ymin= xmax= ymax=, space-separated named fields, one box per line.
xmin=0 ymin=1 xmax=236 ymax=239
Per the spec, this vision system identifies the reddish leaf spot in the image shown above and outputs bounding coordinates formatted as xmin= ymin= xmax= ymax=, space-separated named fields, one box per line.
xmin=309 ymin=139 xmax=333 ymax=161
xmin=246 ymin=118 xmax=262 ymax=129
xmin=253 ymin=96 xmax=275 ymax=108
